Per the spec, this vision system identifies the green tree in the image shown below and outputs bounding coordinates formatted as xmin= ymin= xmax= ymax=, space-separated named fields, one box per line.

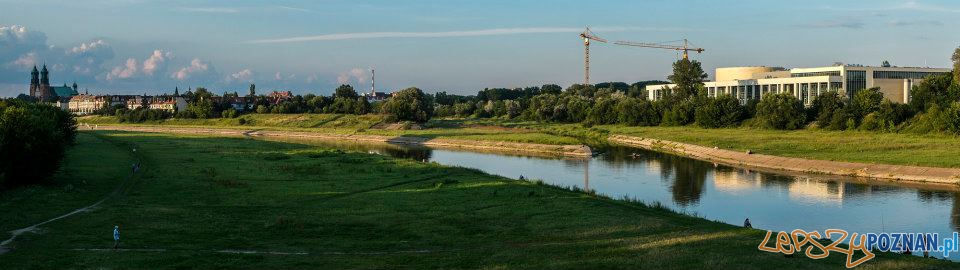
xmin=540 ymin=84 xmax=563 ymax=95
xmin=808 ymin=91 xmax=845 ymax=128
xmin=586 ymin=97 xmax=618 ymax=125
xmin=754 ymin=93 xmax=806 ymax=130
xmin=248 ymin=84 xmax=256 ymax=97
xmin=666 ymin=58 xmax=708 ymax=99
xmin=850 ymin=87 xmax=884 ymax=120
xmin=334 ymin=84 xmax=358 ymax=99
xmin=909 ymin=73 xmax=957 ymax=112
xmin=953 ymin=45 xmax=960 ymax=82
xmin=355 ymin=97 xmax=371 ymax=115
xmin=381 ymin=87 xmax=433 ymax=123
xmin=695 ymin=95 xmax=743 ymax=128
xmin=0 ymin=100 xmax=76 ymax=188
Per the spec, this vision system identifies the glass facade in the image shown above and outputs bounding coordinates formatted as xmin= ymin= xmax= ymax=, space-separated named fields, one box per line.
xmin=845 ymin=70 xmax=866 ymax=97
xmin=873 ymin=71 xmax=947 ymax=79
xmin=792 ymin=71 xmax=841 ymax=77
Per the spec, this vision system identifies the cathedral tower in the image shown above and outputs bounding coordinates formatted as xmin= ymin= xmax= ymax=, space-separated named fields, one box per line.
xmin=29 ymin=65 xmax=39 ymax=97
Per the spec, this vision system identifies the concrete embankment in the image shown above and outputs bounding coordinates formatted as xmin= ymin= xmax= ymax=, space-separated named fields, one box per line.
xmin=93 ymin=125 xmax=592 ymax=158
xmin=609 ymin=134 xmax=960 ymax=185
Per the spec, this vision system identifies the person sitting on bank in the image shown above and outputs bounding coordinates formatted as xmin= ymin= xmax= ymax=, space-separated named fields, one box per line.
xmin=743 ymin=218 xmax=752 ymax=228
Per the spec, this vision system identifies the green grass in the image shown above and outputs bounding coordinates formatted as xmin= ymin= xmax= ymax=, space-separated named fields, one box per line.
xmin=599 ymin=125 xmax=960 ymax=168
xmin=79 ymin=114 xmax=582 ymax=145
xmin=0 ymin=131 xmax=951 ymax=269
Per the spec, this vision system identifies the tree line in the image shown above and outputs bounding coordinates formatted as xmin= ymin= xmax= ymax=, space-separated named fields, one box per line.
xmin=104 ymin=46 xmax=960 ymax=133
xmin=0 ymin=98 xmax=77 ymax=189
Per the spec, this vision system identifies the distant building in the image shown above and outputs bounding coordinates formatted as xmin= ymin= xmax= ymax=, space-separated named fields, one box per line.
xmin=68 ymin=94 xmax=109 ymax=115
xmin=363 ymin=91 xmax=390 ymax=102
xmin=147 ymin=96 xmax=187 ymax=113
xmin=268 ymin=91 xmax=293 ymax=104
xmin=645 ymin=65 xmax=951 ymax=106
xmin=28 ymin=64 xmax=79 ymax=101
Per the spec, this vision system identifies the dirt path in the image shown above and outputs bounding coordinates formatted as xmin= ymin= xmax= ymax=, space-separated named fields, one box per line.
xmin=609 ymin=134 xmax=960 ymax=186
xmin=0 ymin=135 xmax=139 ymax=255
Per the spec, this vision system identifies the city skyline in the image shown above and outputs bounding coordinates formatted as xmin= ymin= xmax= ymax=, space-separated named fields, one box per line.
xmin=1 ymin=0 xmax=959 ymax=97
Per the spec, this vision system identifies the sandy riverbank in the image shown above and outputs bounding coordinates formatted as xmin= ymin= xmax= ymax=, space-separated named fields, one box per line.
xmin=609 ymin=134 xmax=960 ymax=185
xmin=92 ymin=125 xmax=593 ymax=158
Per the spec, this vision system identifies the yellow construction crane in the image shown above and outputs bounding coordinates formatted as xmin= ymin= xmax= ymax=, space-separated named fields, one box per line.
xmin=579 ymin=27 xmax=705 ymax=85
xmin=579 ymin=27 xmax=607 ymax=85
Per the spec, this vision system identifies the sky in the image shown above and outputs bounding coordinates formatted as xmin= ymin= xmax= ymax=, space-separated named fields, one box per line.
xmin=0 ymin=0 xmax=958 ymax=97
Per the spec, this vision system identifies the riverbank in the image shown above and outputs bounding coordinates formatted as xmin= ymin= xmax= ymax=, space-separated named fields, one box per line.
xmin=93 ymin=125 xmax=593 ymax=158
xmin=610 ymin=134 xmax=960 ymax=186
xmin=1 ymin=130 xmax=950 ymax=269
xmin=82 ymin=115 xmax=960 ymax=182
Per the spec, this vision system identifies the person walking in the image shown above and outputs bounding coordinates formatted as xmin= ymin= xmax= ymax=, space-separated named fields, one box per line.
xmin=113 ymin=225 xmax=120 ymax=250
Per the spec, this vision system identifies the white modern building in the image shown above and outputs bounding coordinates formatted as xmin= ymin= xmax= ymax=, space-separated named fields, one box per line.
xmin=646 ymin=65 xmax=951 ymax=106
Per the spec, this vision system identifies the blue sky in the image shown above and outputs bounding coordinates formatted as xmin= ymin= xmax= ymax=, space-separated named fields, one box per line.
xmin=0 ymin=0 xmax=958 ymax=97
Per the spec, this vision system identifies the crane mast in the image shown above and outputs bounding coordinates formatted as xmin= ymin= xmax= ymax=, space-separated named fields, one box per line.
xmin=579 ymin=28 xmax=607 ymax=85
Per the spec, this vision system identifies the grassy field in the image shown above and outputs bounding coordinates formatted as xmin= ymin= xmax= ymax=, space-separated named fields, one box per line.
xmin=78 ymin=115 xmax=582 ymax=145
xmin=0 ymin=131 xmax=951 ymax=269
xmin=598 ymin=125 xmax=960 ymax=168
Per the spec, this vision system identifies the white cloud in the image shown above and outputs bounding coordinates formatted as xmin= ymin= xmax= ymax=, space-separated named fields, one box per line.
xmin=10 ymin=52 xmax=38 ymax=69
xmin=107 ymin=58 xmax=139 ymax=80
xmin=245 ymin=26 xmax=690 ymax=44
xmin=142 ymin=49 xmax=172 ymax=76
xmin=337 ymin=68 xmax=370 ymax=85
xmin=227 ymin=68 xmax=254 ymax=82
xmin=172 ymin=58 xmax=211 ymax=81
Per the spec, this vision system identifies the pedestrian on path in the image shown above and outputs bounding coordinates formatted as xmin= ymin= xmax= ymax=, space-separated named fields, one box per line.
xmin=113 ymin=225 xmax=120 ymax=250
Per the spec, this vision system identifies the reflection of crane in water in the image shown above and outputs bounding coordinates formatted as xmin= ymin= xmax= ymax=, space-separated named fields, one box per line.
xmin=584 ymin=159 xmax=590 ymax=193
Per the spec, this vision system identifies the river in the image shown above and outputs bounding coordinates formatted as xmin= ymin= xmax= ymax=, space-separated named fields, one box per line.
xmin=279 ymin=138 xmax=959 ymax=259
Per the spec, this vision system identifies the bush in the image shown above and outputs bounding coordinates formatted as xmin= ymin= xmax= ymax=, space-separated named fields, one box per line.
xmin=754 ymin=93 xmax=806 ymax=130
xmin=222 ymin=108 xmax=238 ymax=118
xmin=0 ymin=100 xmax=77 ymax=188
xmin=380 ymin=87 xmax=433 ymax=123
xmin=808 ymin=91 xmax=845 ymax=129
xmin=661 ymin=98 xmax=697 ymax=126
xmin=695 ymin=95 xmax=743 ymax=128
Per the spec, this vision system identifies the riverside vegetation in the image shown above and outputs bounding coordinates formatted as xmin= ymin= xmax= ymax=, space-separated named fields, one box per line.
xmin=0 ymin=130 xmax=954 ymax=269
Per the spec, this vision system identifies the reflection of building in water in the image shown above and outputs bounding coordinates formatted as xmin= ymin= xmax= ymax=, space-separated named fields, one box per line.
xmin=712 ymin=169 xmax=762 ymax=193
xmin=788 ymin=178 xmax=845 ymax=205
xmin=710 ymin=167 xmax=852 ymax=205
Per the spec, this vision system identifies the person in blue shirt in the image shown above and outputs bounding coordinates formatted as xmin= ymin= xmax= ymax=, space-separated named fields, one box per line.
xmin=113 ymin=225 xmax=120 ymax=249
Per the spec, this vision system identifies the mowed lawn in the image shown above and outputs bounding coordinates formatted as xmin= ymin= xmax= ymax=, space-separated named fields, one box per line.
xmin=601 ymin=125 xmax=960 ymax=168
xmin=1 ymin=131 xmax=953 ymax=269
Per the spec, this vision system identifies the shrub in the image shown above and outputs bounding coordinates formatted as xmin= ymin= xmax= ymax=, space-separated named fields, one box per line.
xmin=380 ymin=87 xmax=433 ymax=123
xmin=754 ymin=93 xmax=806 ymax=130
xmin=0 ymin=100 xmax=77 ymax=188
xmin=694 ymin=95 xmax=743 ymax=128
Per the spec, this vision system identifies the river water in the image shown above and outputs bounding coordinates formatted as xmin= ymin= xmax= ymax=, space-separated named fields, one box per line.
xmin=284 ymin=138 xmax=959 ymax=259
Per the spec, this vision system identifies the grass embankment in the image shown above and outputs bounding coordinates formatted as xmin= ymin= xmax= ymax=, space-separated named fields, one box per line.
xmin=599 ymin=125 xmax=960 ymax=168
xmin=79 ymin=114 xmax=582 ymax=145
xmin=0 ymin=131 xmax=950 ymax=269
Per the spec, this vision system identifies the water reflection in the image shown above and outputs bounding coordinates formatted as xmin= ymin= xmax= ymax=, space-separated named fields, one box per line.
xmin=271 ymin=137 xmax=960 ymax=259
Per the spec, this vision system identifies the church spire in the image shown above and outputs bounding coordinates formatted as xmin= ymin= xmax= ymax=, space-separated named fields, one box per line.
xmin=40 ymin=63 xmax=49 ymax=85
